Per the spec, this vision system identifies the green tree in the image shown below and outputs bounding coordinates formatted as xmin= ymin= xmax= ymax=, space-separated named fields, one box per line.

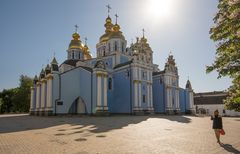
xmin=0 ymin=75 xmax=33 ymax=113
xmin=0 ymin=88 xmax=17 ymax=113
xmin=207 ymin=0 xmax=240 ymax=111
xmin=12 ymin=75 xmax=33 ymax=112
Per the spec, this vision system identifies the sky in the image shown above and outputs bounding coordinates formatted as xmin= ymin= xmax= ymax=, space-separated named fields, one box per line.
xmin=0 ymin=0 xmax=232 ymax=92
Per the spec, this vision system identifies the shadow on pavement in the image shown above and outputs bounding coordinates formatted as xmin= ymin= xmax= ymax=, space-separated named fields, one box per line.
xmin=155 ymin=115 xmax=192 ymax=123
xmin=0 ymin=114 xmax=192 ymax=134
xmin=0 ymin=114 xmax=149 ymax=134
xmin=220 ymin=143 xmax=240 ymax=154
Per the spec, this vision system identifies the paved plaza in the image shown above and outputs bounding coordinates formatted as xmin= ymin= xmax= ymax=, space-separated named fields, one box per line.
xmin=0 ymin=114 xmax=239 ymax=154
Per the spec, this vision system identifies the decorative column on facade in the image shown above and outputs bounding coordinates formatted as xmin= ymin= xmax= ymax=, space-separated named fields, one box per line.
xmin=36 ymin=82 xmax=41 ymax=115
xmin=132 ymin=66 xmax=139 ymax=111
xmin=133 ymin=80 xmax=138 ymax=110
xmin=96 ymin=72 xmax=102 ymax=109
xmin=30 ymin=86 xmax=36 ymax=114
xmin=147 ymin=83 xmax=150 ymax=109
xmin=40 ymin=79 xmax=47 ymax=114
xmin=103 ymin=74 xmax=108 ymax=110
xmin=95 ymin=71 xmax=108 ymax=114
xmin=138 ymin=81 xmax=142 ymax=109
xmin=46 ymin=74 xmax=53 ymax=115
xmin=175 ymin=88 xmax=180 ymax=113
xmin=165 ymin=86 xmax=173 ymax=114
xmin=189 ymin=91 xmax=194 ymax=109
xmin=185 ymin=80 xmax=195 ymax=114
xmin=93 ymin=60 xmax=108 ymax=115
xmin=138 ymin=67 xmax=142 ymax=110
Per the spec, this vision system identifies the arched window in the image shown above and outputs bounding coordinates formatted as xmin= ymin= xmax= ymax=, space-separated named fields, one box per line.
xmin=114 ymin=41 xmax=117 ymax=51
xmin=103 ymin=47 xmax=106 ymax=56
xmin=108 ymin=43 xmax=111 ymax=52
xmin=108 ymin=78 xmax=112 ymax=90
xmin=142 ymin=94 xmax=146 ymax=103
xmin=121 ymin=42 xmax=124 ymax=53
xmin=72 ymin=52 xmax=74 ymax=59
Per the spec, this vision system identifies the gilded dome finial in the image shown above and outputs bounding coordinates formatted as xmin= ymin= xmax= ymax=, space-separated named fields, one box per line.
xmin=140 ymin=28 xmax=147 ymax=43
xmin=72 ymin=25 xmax=80 ymax=41
xmin=69 ymin=25 xmax=83 ymax=49
xmin=74 ymin=24 xmax=79 ymax=33
xmin=115 ymin=13 xmax=119 ymax=24
xmin=84 ymin=37 xmax=88 ymax=46
xmin=112 ymin=13 xmax=120 ymax=32
xmin=106 ymin=4 xmax=111 ymax=17
xmin=84 ymin=37 xmax=89 ymax=50
xmin=142 ymin=28 xmax=145 ymax=38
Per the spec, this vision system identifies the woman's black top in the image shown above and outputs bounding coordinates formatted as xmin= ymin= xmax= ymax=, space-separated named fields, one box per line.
xmin=211 ymin=116 xmax=223 ymax=129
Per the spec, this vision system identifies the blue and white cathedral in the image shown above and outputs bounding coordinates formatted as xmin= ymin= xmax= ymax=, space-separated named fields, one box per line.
xmin=30 ymin=8 xmax=195 ymax=115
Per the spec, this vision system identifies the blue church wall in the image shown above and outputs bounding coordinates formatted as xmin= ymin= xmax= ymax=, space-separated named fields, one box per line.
xmin=103 ymin=57 xmax=113 ymax=69
xmin=172 ymin=88 xmax=176 ymax=110
xmin=120 ymin=55 xmax=129 ymax=63
xmin=79 ymin=69 xmax=92 ymax=114
xmin=179 ymin=88 xmax=187 ymax=113
xmin=153 ymin=76 xmax=165 ymax=113
xmin=57 ymin=67 xmax=92 ymax=114
xmin=89 ymin=56 xmax=113 ymax=69
xmin=107 ymin=75 xmax=114 ymax=112
xmin=92 ymin=73 xmax=97 ymax=113
xmin=109 ymin=67 xmax=131 ymax=113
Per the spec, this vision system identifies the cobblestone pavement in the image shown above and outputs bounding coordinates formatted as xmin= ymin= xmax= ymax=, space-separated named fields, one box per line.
xmin=0 ymin=114 xmax=239 ymax=154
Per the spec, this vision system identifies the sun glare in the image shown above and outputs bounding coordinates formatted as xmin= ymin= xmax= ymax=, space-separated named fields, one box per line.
xmin=147 ymin=0 xmax=174 ymax=19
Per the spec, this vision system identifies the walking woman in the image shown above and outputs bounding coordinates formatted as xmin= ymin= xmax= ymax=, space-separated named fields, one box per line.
xmin=211 ymin=110 xmax=223 ymax=143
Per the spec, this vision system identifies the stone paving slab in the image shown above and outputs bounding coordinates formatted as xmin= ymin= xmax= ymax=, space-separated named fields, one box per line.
xmin=0 ymin=114 xmax=239 ymax=154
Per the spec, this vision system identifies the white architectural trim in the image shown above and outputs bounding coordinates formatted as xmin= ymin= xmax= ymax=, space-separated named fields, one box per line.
xmin=103 ymin=76 xmax=107 ymax=107
xmin=30 ymin=87 xmax=34 ymax=110
xmin=46 ymin=78 xmax=53 ymax=108
xmin=97 ymin=75 xmax=101 ymax=107
xmin=41 ymin=81 xmax=46 ymax=110
xmin=147 ymin=84 xmax=150 ymax=108
xmin=134 ymin=82 xmax=138 ymax=108
xmin=150 ymin=84 xmax=153 ymax=107
xmin=138 ymin=82 xmax=141 ymax=108
xmin=36 ymin=84 xmax=40 ymax=109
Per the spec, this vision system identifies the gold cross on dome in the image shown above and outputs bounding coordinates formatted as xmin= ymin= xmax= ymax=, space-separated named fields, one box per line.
xmin=106 ymin=4 xmax=111 ymax=15
xmin=84 ymin=37 xmax=88 ymax=45
xmin=142 ymin=28 xmax=145 ymax=38
xmin=115 ymin=13 xmax=119 ymax=24
xmin=74 ymin=24 xmax=79 ymax=32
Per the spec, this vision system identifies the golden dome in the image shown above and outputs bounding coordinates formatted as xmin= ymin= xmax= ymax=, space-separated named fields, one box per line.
xmin=99 ymin=16 xmax=114 ymax=43
xmin=141 ymin=36 xmax=147 ymax=43
xmin=109 ymin=31 xmax=125 ymax=40
xmin=113 ymin=24 xmax=120 ymax=32
xmin=106 ymin=16 xmax=112 ymax=23
xmin=108 ymin=24 xmax=125 ymax=40
xmin=69 ymin=32 xmax=83 ymax=49
xmin=72 ymin=32 xmax=80 ymax=40
xmin=100 ymin=33 xmax=111 ymax=42
xmin=83 ymin=44 xmax=89 ymax=54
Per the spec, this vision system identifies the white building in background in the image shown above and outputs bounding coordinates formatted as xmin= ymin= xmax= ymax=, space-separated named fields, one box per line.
xmin=194 ymin=91 xmax=240 ymax=117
